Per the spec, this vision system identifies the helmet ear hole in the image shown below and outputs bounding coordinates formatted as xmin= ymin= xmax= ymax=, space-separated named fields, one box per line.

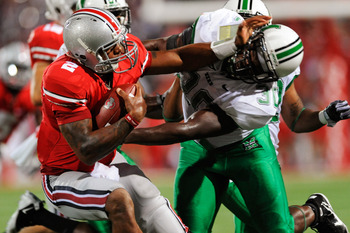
xmin=79 ymin=55 xmax=87 ymax=60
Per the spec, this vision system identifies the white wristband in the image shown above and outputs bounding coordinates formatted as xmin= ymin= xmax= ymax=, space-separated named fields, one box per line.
xmin=318 ymin=110 xmax=327 ymax=125
xmin=319 ymin=109 xmax=336 ymax=127
xmin=210 ymin=37 xmax=237 ymax=60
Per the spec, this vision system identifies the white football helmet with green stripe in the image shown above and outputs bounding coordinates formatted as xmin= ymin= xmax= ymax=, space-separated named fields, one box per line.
xmin=223 ymin=0 xmax=271 ymax=19
xmin=259 ymin=24 xmax=304 ymax=78
xmin=225 ymin=24 xmax=303 ymax=84
xmin=76 ymin=0 xmax=131 ymax=31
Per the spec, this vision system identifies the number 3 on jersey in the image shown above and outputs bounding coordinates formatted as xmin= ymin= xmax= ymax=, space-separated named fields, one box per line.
xmin=257 ymin=82 xmax=280 ymax=108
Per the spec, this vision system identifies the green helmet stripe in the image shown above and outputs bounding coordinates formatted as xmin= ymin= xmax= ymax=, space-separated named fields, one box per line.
xmin=242 ymin=0 xmax=249 ymax=10
xmin=77 ymin=0 xmax=86 ymax=10
xmin=261 ymin=24 xmax=281 ymax=31
xmin=238 ymin=0 xmax=249 ymax=10
xmin=279 ymin=49 xmax=303 ymax=64
xmin=276 ymin=39 xmax=303 ymax=60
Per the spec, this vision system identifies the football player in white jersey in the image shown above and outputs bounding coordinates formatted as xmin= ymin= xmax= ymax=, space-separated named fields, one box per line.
xmin=126 ymin=1 xmax=350 ymax=232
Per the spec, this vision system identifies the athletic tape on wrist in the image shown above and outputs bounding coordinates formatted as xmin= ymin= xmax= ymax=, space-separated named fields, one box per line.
xmin=210 ymin=37 xmax=237 ymax=60
xmin=318 ymin=110 xmax=328 ymax=125
xmin=125 ymin=114 xmax=139 ymax=128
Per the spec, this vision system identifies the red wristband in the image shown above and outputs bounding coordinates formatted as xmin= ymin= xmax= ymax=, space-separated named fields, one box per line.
xmin=124 ymin=114 xmax=139 ymax=128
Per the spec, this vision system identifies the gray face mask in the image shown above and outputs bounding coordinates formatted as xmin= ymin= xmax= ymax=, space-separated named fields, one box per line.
xmin=223 ymin=32 xmax=278 ymax=84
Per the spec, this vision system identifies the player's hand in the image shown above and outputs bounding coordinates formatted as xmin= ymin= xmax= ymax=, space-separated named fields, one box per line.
xmin=321 ymin=100 xmax=350 ymax=127
xmin=235 ymin=15 xmax=272 ymax=46
xmin=117 ymin=83 xmax=147 ymax=123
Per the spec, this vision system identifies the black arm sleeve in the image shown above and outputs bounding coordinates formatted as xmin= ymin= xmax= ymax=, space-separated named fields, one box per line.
xmin=166 ymin=26 xmax=193 ymax=50
xmin=166 ymin=34 xmax=180 ymax=50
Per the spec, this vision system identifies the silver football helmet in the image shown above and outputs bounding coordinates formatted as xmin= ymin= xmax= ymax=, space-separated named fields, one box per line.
xmin=224 ymin=0 xmax=271 ymax=19
xmin=225 ymin=24 xmax=304 ymax=83
xmin=45 ymin=0 xmax=78 ymax=25
xmin=76 ymin=0 xmax=131 ymax=31
xmin=0 ymin=42 xmax=31 ymax=90
xmin=63 ymin=7 xmax=138 ymax=74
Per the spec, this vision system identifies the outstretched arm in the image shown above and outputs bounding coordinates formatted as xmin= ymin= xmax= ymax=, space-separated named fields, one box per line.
xmin=281 ymin=83 xmax=322 ymax=132
xmin=142 ymin=37 xmax=170 ymax=51
xmin=145 ymin=15 xmax=271 ymax=75
xmin=124 ymin=106 xmax=237 ymax=145
xmin=142 ymin=26 xmax=192 ymax=51
xmin=282 ymin=83 xmax=350 ymax=132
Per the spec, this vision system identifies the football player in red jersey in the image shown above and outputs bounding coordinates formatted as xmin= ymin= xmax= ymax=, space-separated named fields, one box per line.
xmin=6 ymin=1 xmax=104 ymax=233
xmin=28 ymin=0 xmax=77 ymax=107
xmin=0 ymin=41 xmax=38 ymax=179
xmin=36 ymin=7 xmax=270 ymax=233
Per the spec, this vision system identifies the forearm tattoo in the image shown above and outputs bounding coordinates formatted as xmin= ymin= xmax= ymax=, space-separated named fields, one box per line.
xmin=289 ymin=99 xmax=304 ymax=119
xmin=60 ymin=118 xmax=134 ymax=162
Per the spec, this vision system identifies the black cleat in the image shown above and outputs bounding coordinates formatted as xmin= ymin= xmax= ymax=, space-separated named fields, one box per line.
xmin=305 ymin=193 xmax=348 ymax=233
xmin=6 ymin=191 xmax=44 ymax=233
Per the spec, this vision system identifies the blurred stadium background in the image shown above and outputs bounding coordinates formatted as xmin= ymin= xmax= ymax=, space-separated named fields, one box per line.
xmin=0 ymin=0 xmax=350 ymax=232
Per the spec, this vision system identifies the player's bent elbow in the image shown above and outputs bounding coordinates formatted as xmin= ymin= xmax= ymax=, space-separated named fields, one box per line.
xmin=77 ymin=154 xmax=95 ymax=166
xmin=76 ymin=146 xmax=96 ymax=166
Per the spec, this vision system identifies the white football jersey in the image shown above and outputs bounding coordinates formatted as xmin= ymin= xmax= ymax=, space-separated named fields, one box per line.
xmin=181 ymin=8 xmax=280 ymax=149
xmin=181 ymin=8 xmax=302 ymax=151
xmin=180 ymin=69 xmax=279 ymax=149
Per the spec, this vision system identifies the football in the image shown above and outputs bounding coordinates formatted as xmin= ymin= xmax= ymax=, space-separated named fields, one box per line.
xmin=95 ymin=83 xmax=136 ymax=128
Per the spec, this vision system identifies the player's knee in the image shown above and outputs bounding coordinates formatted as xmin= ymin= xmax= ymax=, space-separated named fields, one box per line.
xmin=105 ymin=188 xmax=135 ymax=220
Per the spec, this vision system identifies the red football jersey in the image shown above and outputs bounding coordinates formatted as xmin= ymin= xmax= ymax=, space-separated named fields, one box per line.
xmin=38 ymin=35 xmax=152 ymax=175
xmin=0 ymin=80 xmax=36 ymax=118
xmin=27 ymin=22 xmax=64 ymax=67
xmin=0 ymin=80 xmax=36 ymax=141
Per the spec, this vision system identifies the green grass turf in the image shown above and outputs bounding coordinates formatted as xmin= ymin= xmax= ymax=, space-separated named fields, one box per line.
xmin=1 ymin=171 xmax=349 ymax=232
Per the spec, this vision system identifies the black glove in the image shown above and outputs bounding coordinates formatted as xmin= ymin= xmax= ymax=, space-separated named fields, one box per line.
xmin=319 ymin=100 xmax=350 ymax=127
